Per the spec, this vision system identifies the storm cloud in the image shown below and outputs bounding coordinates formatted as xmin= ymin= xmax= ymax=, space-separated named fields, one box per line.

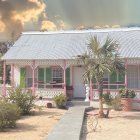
xmin=1 ymin=0 xmax=140 ymax=41
xmin=0 ymin=0 xmax=46 ymax=40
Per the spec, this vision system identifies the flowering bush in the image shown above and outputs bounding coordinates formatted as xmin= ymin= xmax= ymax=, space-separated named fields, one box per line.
xmin=119 ymin=89 xmax=136 ymax=98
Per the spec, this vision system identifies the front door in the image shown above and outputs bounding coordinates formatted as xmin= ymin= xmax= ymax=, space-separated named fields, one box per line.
xmin=73 ymin=67 xmax=85 ymax=98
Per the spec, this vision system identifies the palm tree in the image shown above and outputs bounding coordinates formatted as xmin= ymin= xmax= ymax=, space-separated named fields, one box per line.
xmin=79 ymin=36 xmax=125 ymax=117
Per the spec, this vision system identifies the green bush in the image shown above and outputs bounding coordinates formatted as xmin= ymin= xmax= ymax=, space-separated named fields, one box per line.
xmin=0 ymin=100 xmax=20 ymax=130
xmin=8 ymin=87 xmax=36 ymax=115
xmin=103 ymin=92 xmax=113 ymax=107
xmin=53 ymin=94 xmax=67 ymax=109
xmin=103 ymin=93 xmax=123 ymax=111
xmin=111 ymin=95 xmax=123 ymax=111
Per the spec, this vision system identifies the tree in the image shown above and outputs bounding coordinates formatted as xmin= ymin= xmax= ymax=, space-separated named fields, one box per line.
xmin=0 ymin=41 xmax=12 ymax=84
xmin=78 ymin=36 xmax=125 ymax=117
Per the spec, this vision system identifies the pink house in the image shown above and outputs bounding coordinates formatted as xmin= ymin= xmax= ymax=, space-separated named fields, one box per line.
xmin=1 ymin=28 xmax=140 ymax=102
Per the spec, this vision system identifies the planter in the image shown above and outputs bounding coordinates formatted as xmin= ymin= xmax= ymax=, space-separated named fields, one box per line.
xmin=121 ymin=98 xmax=133 ymax=111
xmin=46 ymin=102 xmax=52 ymax=108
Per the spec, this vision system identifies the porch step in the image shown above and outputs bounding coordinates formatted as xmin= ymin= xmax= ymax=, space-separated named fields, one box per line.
xmin=67 ymin=100 xmax=90 ymax=107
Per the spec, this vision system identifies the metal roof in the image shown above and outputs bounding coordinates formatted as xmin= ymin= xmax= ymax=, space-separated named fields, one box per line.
xmin=2 ymin=28 xmax=140 ymax=60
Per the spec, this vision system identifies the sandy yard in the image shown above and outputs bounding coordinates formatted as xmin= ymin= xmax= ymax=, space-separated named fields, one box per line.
xmin=0 ymin=108 xmax=66 ymax=140
xmin=81 ymin=110 xmax=140 ymax=140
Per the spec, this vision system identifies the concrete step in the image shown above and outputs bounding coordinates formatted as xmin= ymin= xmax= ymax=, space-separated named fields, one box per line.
xmin=67 ymin=100 xmax=90 ymax=107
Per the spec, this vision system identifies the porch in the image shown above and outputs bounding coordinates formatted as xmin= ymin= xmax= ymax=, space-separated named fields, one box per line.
xmin=2 ymin=59 xmax=85 ymax=99
xmin=1 ymin=59 xmax=140 ymax=101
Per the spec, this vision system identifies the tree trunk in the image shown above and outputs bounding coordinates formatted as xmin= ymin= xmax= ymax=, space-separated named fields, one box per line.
xmin=105 ymin=108 xmax=110 ymax=118
xmin=98 ymin=80 xmax=105 ymax=118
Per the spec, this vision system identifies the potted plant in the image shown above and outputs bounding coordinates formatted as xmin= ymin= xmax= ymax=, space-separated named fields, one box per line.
xmin=119 ymin=89 xmax=136 ymax=111
xmin=53 ymin=94 xmax=67 ymax=109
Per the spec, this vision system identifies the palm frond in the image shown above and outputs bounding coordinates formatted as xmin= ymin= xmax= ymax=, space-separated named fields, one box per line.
xmin=101 ymin=37 xmax=119 ymax=57
xmin=87 ymin=36 xmax=100 ymax=58
xmin=78 ymin=35 xmax=125 ymax=84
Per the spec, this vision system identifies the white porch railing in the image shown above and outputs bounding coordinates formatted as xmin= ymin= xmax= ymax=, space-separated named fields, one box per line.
xmin=92 ymin=90 xmax=140 ymax=110
xmin=93 ymin=90 xmax=140 ymax=100
xmin=35 ymin=88 xmax=64 ymax=98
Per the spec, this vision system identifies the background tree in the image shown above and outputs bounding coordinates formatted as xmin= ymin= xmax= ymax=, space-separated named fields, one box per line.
xmin=79 ymin=36 xmax=125 ymax=117
xmin=0 ymin=32 xmax=18 ymax=84
xmin=0 ymin=41 xmax=12 ymax=84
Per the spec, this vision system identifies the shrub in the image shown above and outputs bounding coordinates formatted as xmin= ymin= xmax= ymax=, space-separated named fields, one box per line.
xmin=103 ymin=92 xmax=113 ymax=107
xmin=103 ymin=93 xmax=123 ymax=111
xmin=119 ymin=89 xmax=136 ymax=98
xmin=8 ymin=87 xmax=36 ymax=115
xmin=53 ymin=94 xmax=67 ymax=109
xmin=0 ymin=100 xmax=20 ymax=130
xmin=102 ymin=92 xmax=114 ymax=118
xmin=111 ymin=95 xmax=123 ymax=111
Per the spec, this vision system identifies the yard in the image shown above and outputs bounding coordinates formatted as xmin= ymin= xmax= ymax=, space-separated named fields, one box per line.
xmin=81 ymin=110 xmax=140 ymax=140
xmin=0 ymin=108 xmax=66 ymax=140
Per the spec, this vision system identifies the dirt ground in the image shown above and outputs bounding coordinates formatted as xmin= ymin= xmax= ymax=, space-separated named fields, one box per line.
xmin=0 ymin=108 xmax=66 ymax=140
xmin=81 ymin=110 xmax=140 ymax=140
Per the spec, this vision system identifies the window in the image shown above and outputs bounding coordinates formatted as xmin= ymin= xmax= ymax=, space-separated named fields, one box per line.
xmin=26 ymin=67 xmax=37 ymax=88
xmin=127 ymin=66 xmax=138 ymax=89
xmin=52 ymin=68 xmax=63 ymax=83
xmin=103 ymin=72 xmax=109 ymax=89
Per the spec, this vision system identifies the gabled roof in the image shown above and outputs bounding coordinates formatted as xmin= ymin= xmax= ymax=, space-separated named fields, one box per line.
xmin=2 ymin=28 xmax=140 ymax=60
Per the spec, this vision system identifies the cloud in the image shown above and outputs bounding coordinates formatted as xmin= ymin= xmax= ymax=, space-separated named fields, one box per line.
xmin=0 ymin=20 xmax=5 ymax=32
xmin=0 ymin=0 xmax=46 ymax=40
xmin=41 ymin=20 xmax=57 ymax=31
xmin=12 ymin=0 xmax=46 ymax=24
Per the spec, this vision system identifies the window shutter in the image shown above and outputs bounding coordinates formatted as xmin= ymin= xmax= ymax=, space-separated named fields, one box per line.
xmin=110 ymin=71 xmax=117 ymax=89
xmin=38 ymin=68 xmax=44 ymax=88
xmin=66 ymin=68 xmax=70 ymax=86
xmin=46 ymin=68 xmax=52 ymax=88
xmin=118 ymin=72 xmax=125 ymax=88
xmin=20 ymin=68 xmax=26 ymax=88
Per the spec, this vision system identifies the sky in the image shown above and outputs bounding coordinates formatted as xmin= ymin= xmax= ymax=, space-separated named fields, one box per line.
xmin=0 ymin=0 xmax=140 ymax=41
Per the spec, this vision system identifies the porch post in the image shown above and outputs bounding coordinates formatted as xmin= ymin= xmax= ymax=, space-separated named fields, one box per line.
xmin=3 ymin=61 xmax=6 ymax=96
xmin=32 ymin=60 xmax=35 ymax=96
xmin=11 ymin=64 xmax=14 ymax=87
xmin=63 ymin=60 xmax=66 ymax=96
xmin=137 ymin=65 xmax=140 ymax=89
xmin=90 ymin=79 xmax=93 ymax=101
xmin=125 ymin=58 xmax=128 ymax=89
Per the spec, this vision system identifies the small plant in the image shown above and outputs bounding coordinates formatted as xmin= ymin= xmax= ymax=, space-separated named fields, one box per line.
xmin=53 ymin=94 xmax=67 ymax=109
xmin=8 ymin=87 xmax=36 ymax=115
xmin=103 ymin=92 xmax=123 ymax=116
xmin=119 ymin=89 xmax=136 ymax=98
xmin=103 ymin=92 xmax=113 ymax=118
xmin=111 ymin=95 xmax=123 ymax=111
xmin=0 ymin=100 xmax=21 ymax=130
xmin=103 ymin=92 xmax=113 ymax=107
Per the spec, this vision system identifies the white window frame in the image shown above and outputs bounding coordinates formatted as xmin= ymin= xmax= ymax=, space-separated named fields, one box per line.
xmin=52 ymin=67 xmax=63 ymax=83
